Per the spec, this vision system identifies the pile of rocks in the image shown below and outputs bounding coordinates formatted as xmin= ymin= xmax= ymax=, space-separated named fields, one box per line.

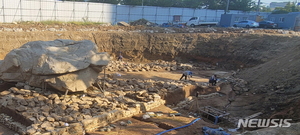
xmin=103 ymin=77 xmax=197 ymax=93
xmin=106 ymin=60 xmax=196 ymax=72
xmin=0 ymin=79 xmax=169 ymax=135
xmin=225 ymin=76 xmax=249 ymax=95
xmin=129 ymin=19 xmax=156 ymax=26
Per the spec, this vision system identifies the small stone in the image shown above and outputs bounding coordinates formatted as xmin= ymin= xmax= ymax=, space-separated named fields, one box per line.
xmin=29 ymin=117 xmax=37 ymax=123
xmin=127 ymin=120 xmax=132 ymax=124
xmin=120 ymin=121 xmax=127 ymax=126
xmin=110 ymin=124 xmax=117 ymax=128
xmin=45 ymin=126 xmax=55 ymax=131
xmin=26 ymin=127 xmax=37 ymax=134
xmin=15 ymin=82 xmax=26 ymax=88
xmin=41 ymin=121 xmax=52 ymax=129
xmin=34 ymin=88 xmax=42 ymax=91
xmin=24 ymin=85 xmax=31 ymax=90
xmin=47 ymin=117 xmax=55 ymax=122
xmin=0 ymin=91 xmax=10 ymax=96
xmin=106 ymin=128 xmax=111 ymax=132
xmin=41 ymin=105 xmax=51 ymax=112
xmin=16 ymin=105 xmax=27 ymax=112
xmin=38 ymin=115 xmax=46 ymax=121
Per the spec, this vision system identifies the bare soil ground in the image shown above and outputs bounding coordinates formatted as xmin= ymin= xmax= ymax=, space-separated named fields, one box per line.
xmin=1 ymin=23 xmax=300 ymax=135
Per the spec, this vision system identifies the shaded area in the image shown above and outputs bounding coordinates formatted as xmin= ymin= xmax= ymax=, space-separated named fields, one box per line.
xmin=0 ymin=106 xmax=33 ymax=126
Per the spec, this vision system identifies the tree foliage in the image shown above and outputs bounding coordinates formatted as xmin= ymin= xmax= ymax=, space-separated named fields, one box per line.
xmin=260 ymin=6 xmax=271 ymax=12
xmin=272 ymin=2 xmax=300 ymax=14
xmin=64 ymin=0 xmax=121 ymax=4
xmin=64 ymin=0 xmax=257 ymax=11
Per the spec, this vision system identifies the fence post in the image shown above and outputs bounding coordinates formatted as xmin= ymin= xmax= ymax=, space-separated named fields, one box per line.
xmin=182 ymin=8 xmax=184 ymax=23
xmin=20 ymin=0 xmax=22 ymax=21
xmin=87 ymin=2 xmax=89 ymax=21
xmin=1 ymin=0 xmax=5 ymax=23
xmin=205 ymin=9 xmax=207 ymax=21
xmin=168 ymin=7 xmax=170 ymax=23
xmin=72 ymin=0 xmax=75 ymax=21
xmin=83 ymin=2 xmax=89 ymax=22
xmin=142 ymin=6 xmax=144 ymax=19
xmin=128 ymin=5 xmax=130 ymax=23
xmin=115 ymin=4 xmax=117 ymax=24
xmin=55 ymin=1 xmax=56 ymax=20
xmin=36 ymin=0 xmax=42 ymax=22
xmin=51 ymin=1 xmax=57 ymax=21
xmin=98 ymin=3 xmax=104 ymax=23
xmin=40 ymin=0 xmax=42 ymax=21
xmin=193 ymin=8 xmax=195 ymax=18
xmin=101 ymin=3 xmax=104 ymax=22
xmin=155 ymin=7 xmax=157 ymax=24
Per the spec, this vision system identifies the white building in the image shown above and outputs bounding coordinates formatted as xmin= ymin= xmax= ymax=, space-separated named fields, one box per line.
xmin=269 ymin=2 xmax=288 ymax=10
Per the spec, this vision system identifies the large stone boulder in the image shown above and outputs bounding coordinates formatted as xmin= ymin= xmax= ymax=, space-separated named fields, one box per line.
xmin=0 ymin=39 xmax=110 ymax=92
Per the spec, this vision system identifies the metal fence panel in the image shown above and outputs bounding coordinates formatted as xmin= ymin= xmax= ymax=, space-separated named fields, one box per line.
xmin=156 ymin=7 xmax=171 ymax=16
xmin=0 ymin=0 xmax=270 ymax=24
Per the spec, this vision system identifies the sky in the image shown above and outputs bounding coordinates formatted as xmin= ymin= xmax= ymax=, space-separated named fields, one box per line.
xmin=260 ymin=0 xmax=299 ymax=5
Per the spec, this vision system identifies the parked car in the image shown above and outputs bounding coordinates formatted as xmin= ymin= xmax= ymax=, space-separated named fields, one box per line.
xmin=233 ymin=20 xmax=259 ymax=28
xmin=258 ymin=21 xmax=277 ymax=29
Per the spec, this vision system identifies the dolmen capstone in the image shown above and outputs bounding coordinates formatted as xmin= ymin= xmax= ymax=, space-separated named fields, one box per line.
xmin=0 ymin=39 xmax=110 ymax=92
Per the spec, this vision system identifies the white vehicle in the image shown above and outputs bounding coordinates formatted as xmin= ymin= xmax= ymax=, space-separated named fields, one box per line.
xmin=186 ymin=17 xmax=219 ymax=27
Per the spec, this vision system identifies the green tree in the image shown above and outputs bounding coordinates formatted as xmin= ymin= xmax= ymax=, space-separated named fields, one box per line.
xmin=260 ymin=5 xmax=271 ymax=12
xmin=181 ymin=0 xmax=202 ymax=8
xmin=121 ymin=0 xmax=144 ymax=6
xmin=88 ymin=0 xmax=120 ymax=4
xmin=229 ymin=0 xmax=256 ymax=11
xmin=201 ymin=0 xmax=256 ymax=11
xmin=64 ymin=0 xmax=256 ymax=11
xmin=272 ymin=2 xmax=300 ymax=14
xmin=64 ymin=0 xmax=120 ymax=4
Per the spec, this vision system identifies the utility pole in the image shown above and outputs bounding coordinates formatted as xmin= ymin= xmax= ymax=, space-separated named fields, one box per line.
xmin=225 ymin=0 xmax=229 ymax=14
xmin=257 ymin=0 xmax=261 ymax=14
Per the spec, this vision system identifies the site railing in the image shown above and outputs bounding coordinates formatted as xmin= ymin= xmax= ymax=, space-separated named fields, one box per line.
xmin=0 ymin=0 xmax=270 ymax=25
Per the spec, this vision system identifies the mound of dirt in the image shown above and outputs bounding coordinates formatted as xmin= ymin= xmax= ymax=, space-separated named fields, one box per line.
xmin=129 ymin=19 xmax=156 ymax=26
xmin=238 ymin=45 xmax=300 ymax=89
xmin=236 ymin=42 xmax=300 ymax=121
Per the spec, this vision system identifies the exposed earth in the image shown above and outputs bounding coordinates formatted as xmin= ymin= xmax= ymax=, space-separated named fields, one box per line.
xmin=0 ymin=22 xmax=300 ymax=135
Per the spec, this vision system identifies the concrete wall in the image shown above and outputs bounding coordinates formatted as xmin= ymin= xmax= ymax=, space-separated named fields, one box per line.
xmin=0 ymin=0 xmax=270 ymax=25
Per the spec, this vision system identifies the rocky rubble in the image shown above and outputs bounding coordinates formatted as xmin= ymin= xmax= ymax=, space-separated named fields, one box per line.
xmin=225 ymin=76 xmax=249 ymax=95
xmin=106 ymin=60 xmax=217 ymax=72
xmin=0 ymin=61 xmax=252 ymax=135
xmin=0 ymin=84 xmax=164 ymax=134
xmin=0 ymin=74 xmax=202 ymax=135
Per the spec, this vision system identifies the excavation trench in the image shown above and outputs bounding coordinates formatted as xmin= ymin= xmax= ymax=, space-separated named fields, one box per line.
xmin=0 ymin=27 xmax=300 ymax=134
xmin=163 ymin=85 xmax=222 ymax=105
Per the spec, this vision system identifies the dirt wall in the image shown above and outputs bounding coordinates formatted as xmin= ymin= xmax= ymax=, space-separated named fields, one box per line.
xmin=1 ymin=31 xmax=299 ymax=69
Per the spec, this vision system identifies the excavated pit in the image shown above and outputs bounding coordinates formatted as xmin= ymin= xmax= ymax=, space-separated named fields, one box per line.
xmin=0 ymin=25 xmax=300 ymax=134
xmin=163 ymin=85 xmax=221 ymax=105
